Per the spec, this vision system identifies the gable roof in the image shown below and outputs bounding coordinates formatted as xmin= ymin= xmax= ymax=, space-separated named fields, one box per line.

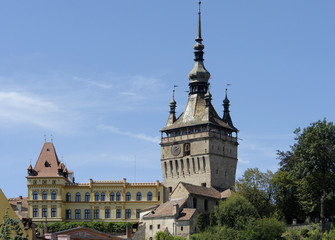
xmin=172 ymin=182 xmax=222 ymax=199
xmin=143 ymin=198 xmax=187 ymax=219
xmin=177 ymin=208 xmax=196 ymax=221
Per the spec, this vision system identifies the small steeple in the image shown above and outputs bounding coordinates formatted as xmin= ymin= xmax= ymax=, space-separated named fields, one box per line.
xmin=205 ymin=84 xmax=212 ymax=106
xmin=188 ymin=0 xmax=211 ymax=94
xmin=165 ymin=88 xmax=177 ymax=127
xmin=222 ymin=89 xmax=234 ymax=127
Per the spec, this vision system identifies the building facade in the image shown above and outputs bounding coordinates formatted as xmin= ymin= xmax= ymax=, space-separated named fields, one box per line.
xmin=27 ymin=142 xmax=164 ymax=223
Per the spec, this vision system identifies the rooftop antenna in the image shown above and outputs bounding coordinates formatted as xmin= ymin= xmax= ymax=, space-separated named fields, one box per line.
xmin=134 ymin=155 xmax=136 ymax=183
xmin=44 ymin=135 xmax=46 ymax=143
xmin=51 ymin=134 xmax=53 ymax=143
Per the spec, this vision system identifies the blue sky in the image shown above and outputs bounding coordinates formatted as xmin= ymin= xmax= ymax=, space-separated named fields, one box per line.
xmin=0 ymin=0 xmax=334 ymax=197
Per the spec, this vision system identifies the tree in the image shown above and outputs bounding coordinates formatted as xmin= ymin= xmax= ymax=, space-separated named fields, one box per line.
xmin=235 ymin=168 xmax=275 ymax=217
xmin=272 ymin=170 xmax=305 ymax=223
xmin=214 ymin=193 xmax=258 ymax=230
xmin=0 ymin=209 xmax=27 ymax=240
xmin=293 ymin=119 xmax=335 ymax=232
xmin=197 ymin=213 xmax=206 ymax=232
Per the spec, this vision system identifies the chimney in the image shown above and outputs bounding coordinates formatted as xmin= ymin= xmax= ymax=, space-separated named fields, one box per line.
xmin=173 ymin=203 xmax=179 ymax=217
xmin=17 ymin=201 xmax=22 ymax=212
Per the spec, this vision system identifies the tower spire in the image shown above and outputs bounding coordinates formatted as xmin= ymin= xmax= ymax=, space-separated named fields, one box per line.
xmin=222 ymin=88 xmax=234 ymax=127
xmin=188 ymin=0 xmax=210 ymax=94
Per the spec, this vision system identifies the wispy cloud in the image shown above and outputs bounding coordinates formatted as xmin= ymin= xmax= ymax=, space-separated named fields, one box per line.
xmin=73 ymin=76 xmax=113 ymax=89
xmin=98 ymin=124 xmax=160 ymax=143
xmin=0 ymin=91 xmax=77 ymax=131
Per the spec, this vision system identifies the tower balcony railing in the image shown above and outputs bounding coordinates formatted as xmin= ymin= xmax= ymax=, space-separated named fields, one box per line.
xmin=161 ymin=131 xmax=237 ymax=144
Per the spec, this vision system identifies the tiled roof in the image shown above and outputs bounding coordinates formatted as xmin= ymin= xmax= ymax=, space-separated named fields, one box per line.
xmin=176 ymin=182 xmax=222 ymax=199
xmin=7 ymin=196 xmax=28 ymax=219
xmin=30 ymin=142 xmax=71 ymax=178
xmin=221 ymin=189 xmax=233 ymax=199
xmin=177 ymin=208 xmax=196 ymax=221
xmin=161 ymin=94 xmax=237 ymax=132
xmin=144 ymin=198 xmax=187 ymax=218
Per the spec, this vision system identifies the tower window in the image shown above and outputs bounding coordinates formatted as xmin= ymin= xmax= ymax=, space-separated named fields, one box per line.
xmin=85 ymin=192 xmax=90 ymax=202
xmin=169 ymin=187 xmax=173 ymax=193
xmin=52 ymin=191 xmax=56 ymax=200
xmin=137 ymin=192 xmax=142 ymax=201
xmin=204 ymin=199 xmax=208 ymax=211
xmin=184 ymin=143 xmax=190 ymax=156
xmin=76 ymin=192 xmax=81 ymax=202
xmin=33 ymin=191 xmax=38 ymax=200
xmin=66 ymin=192 xmax=71 ymax=202
xmin=126 ymin=192 xmax=131 ymax=201
xmin=42 ymin=191 xmax=47 ymax=200
xmin=203 ymin=157 xmax=206 ymax=172
xmin=147 ymin=192 xmax=153 ymax=201
xmin=116 ymin=192 xmax=121 ymax=201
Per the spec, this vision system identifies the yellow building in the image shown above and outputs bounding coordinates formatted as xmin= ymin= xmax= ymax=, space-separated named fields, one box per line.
xmin=27 ymin=142 xmax=164 ymax=224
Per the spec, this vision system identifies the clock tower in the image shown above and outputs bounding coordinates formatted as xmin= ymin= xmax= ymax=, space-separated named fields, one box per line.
xmin=160 ymin=1 xmax=238 ymax=195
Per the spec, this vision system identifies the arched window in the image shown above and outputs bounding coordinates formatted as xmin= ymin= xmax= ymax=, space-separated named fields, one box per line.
xmin=147 ymin=192 xmax=152 ymax=201
xmin=116 ymin=192 xmax=121 ymax=201
xmin=204 ymin=199 xmax=208 ymax=211
xmin=66 ymin=192 xmax=71 ymax=202
xmin=42 ymin=191 xmax=47 ymax=200
xmin=101 ymin=192 xmax=105 ymax=201
xmin=126 ymin=192 xmax=131 ymax=201
xmin=51 ymin=191 xmax=57 ymax=200
xmin=193 ymin=197 xmax=197 ymax=208
xmin=136 ymin=192 xmax=142 ymax=201
xmin=85 ymin=192 xmax=90 ymax=202
xmin=76 ymin=192 xmax=81 ymax=202
xmin=110 ymin=192 xmax=115 ymax=201
xmin=95 ymin=192 xmax=99 ymax=201
xmin=33 ymin=191 xmax=38 ymax=200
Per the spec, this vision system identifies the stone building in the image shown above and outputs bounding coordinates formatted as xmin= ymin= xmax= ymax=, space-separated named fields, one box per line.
xmin=27 ymin=142 xmax=164 ymax=224
xmin=160 ymin=1 xmax=238 ymax=195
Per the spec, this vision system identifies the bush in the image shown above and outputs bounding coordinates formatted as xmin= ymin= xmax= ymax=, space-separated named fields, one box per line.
xmin=241 ymin=218 xmax=286 ymax=240
xmin=190 ymin=226 xmax=240 ymax=240
xmin=155 ymin=231 xmax=187 ymax=240
xmin=197 ymin=213 xmax=206 ymax=232
xmin=47 ymin=221 xmax=133 ymax=234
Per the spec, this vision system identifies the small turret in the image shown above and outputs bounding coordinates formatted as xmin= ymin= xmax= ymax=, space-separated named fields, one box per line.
xmin=164 ymin=89 xmax=177 ymax=127
xmin=222 ymin=88 xmax=234 ymax=127
xmin=204 ymin=85 xmax=212 ymax=107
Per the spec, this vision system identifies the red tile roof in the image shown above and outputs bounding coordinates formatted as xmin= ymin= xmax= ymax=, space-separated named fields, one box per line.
xmin=174 ymin=182 xmax=222 ymax=199
xmin=177 ymin=208 xmax=196 ymax=221
xmin=30 ymin=142 xmax=71 ymax=178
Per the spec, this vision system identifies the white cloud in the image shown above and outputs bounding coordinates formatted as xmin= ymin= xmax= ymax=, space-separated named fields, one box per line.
xmin=73 ymin=76 xmax=113 ymax=89
xmin=98 ymin=124 xmax=160 ymax=144
xmin=0 ymin=91 xmax=75 ymax=131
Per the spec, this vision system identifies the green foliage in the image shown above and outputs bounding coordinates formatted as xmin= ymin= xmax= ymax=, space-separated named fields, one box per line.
xmin=236 ymin=168 xmax=275 ymax=217
xmin=155 ymin=231 xmax=187 ymax=240
xmin=272 ymin=170 xmax=305 ymax=223
xmin=196 ymin=213 xmax=206 ymax=232
xmin=0 ymin=209 xmax=27 ymax=240
xmin=274 ymin=119 xmax=335 ymax=227
xmin=47 ymin=221 xmax=133 ymax=234
xmin=190 ymin=226 xmax=240 ymax=240
xmin=214 ymin=193 xmax=258 ymax=230
xmin=241 ymin=218 xmax=286 ymax=240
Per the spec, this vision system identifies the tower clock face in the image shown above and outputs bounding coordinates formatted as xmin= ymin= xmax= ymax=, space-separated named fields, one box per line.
xmin=171 ymin=144 xmax=181 ymax=156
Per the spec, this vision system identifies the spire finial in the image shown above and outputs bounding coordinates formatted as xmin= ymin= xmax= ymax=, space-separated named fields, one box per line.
xmin=197 ymin=1 xmax=202 ymax=41
xmin=188 ymin=1 xmax=210 ymax=93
